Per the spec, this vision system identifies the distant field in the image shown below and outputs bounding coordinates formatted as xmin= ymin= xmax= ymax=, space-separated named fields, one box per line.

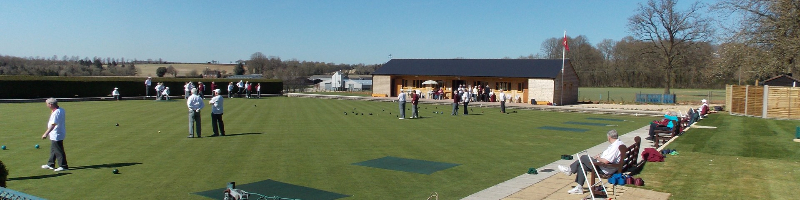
xmin=578 ymin=87 xmax=726 ymax=104
xmin=136 ymin=63 xmax=236 ymax=77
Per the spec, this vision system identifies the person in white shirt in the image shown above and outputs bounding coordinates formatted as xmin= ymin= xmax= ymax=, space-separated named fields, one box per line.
xmin=112 ymin=87 xmax=120 ymax=101
xmin=499 ymin=89 xmax=506 ymax=113
xmin=227 ymin=82 xmax=235 ymax=98
xmin=397 ymin=89 xmax=407 ymax=119
xmin=236 ymin=80 xmax=245 ymax=98
xmin=256 ymin=83 xmax=262 ymax=98
xmin=462 ymin=87 xmax=471 ymax=115
xmin=186 ymin=88 xmax=204 ymax=138
xmin=162 ymin=87 xmax=171 ymax=100
xmin=145 ymin=77 xmax=152 ymax=98
xmin=208 ymin=89 xmax=225 ymax=136
xmin=184 ymin=82 xmax=194 ymax=99
xmin=41 ymin=98 xmax=68 ymax=172
xmin=558 ymin=130 xmax=625 ymax=195
xmin=155 ymin=83 xmax=164 ymax=100
xmin=472 ymin=86 xmax=478 ymax=102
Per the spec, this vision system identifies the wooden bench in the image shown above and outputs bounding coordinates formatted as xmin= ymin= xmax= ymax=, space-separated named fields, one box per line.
xmin=590 ymin=136 xmax=642 ymax=185
xmin=653 ymin=120 xmax=681 ymax=148
xmin=371 ymin=93 xmax=387 ymax=97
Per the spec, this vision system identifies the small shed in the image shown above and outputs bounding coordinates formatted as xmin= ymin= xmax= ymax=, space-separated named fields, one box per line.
xmin=761 ymin=74 xmax=800 ymax=87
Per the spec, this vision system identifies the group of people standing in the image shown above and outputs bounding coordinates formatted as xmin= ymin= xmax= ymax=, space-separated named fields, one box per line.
xmin=396 ymin=89 xmax=421 ymax=119
xmin=186 ymin=87 xmax=226 ymax=138
xmin=145 ymin=78 xmax=263 ymax=100
xmin=229 ymin=80 xmax=261 ymax=99
xmin=398 ymin=84 xmax=510 ymax=119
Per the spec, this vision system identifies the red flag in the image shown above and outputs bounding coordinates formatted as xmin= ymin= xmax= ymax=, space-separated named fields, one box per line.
xmin=563 ymin=35 xmax=569 ymax=52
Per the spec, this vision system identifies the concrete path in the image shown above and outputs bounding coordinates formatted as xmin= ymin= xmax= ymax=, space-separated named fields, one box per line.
xmin=461 ymin=125 xmax=662 ymax=200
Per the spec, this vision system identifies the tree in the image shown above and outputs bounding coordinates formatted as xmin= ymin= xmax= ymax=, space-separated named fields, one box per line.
xmin=714 ymin=0 xmax=800 ymax=80
xmin=628 ymin=0 xmax=714 ymax=94
xmin=166 ymin=65 xmax=177 ymax=77
xmin=234 ymin=63 xmax=245 ymax=75
xmin=93 ymin=58 xmax=103 ymax=70
xmin=156 ymin=67 xmax=167 ymax=77
xmin=188 ymin=69 xmax=199 ymax=77
xmin=248 ymin=52 xmax=268 ymax=74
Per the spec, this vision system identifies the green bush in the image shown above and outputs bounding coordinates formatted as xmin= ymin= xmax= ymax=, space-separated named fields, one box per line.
xmin=0 ymin=76 xmax=282 ymax=99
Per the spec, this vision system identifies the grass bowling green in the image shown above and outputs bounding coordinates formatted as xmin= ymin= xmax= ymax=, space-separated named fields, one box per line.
xmin=0 ymin=97 xmax=654 ymax=199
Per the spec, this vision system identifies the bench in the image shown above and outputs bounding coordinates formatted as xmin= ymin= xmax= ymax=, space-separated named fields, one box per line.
xmin=590 ymin=136 xmax=641 ymax=185
xmin=653 ymin=120 xmax=681 ymax=148
xmin=371 ymin=93 xmax=387 ymax=97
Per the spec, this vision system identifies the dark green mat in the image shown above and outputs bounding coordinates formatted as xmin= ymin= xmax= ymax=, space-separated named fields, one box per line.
xmin=352 ymin=156 xmax=460 ymax=175
xmin=539 ymin=126 xmax=589 ymax=132
xmin=586 ymin=117 xmax=626 ymax=121
xmin=564 ymin=121 xmax=611 ymax=126
xmin=193 ymin=179 xmax=349 ymax=200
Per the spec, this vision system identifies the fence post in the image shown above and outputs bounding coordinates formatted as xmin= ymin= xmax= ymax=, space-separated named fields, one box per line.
xmin=762 ymin=85 xmax=769 ymax=119
xmin=745 ymin=85 xmax=749 ymax=116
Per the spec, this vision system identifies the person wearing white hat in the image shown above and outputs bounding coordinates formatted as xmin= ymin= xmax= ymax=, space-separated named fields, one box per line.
xmin=699 ymin=99 xmax=709 ymax=118
xmin=187 ymin=88 xmax=204 ymax=138
xmin=162 ymin=87 xmax=170 ymax=100
xmin=112 ymin=87 xmax=120 ymax=101
xmin=397 ymin=89 xmax=407 ymax=119
xmin=145 ymin=77 xmax=152 ymax=98
xmin=209 ymin=89 xmax=225 ymax=136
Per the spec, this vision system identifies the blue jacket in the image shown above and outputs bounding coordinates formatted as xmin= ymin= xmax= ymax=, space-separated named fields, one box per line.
xmin=664 ymin=114 xmax=679 ymax=129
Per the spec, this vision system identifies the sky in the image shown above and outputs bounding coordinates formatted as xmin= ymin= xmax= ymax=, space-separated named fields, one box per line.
xmin=0 ymin=0 xmax=718 ymax=65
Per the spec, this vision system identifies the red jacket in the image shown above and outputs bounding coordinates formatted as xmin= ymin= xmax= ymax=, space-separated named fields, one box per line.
xmin=412 ymin=93 xmax=419 ymax=105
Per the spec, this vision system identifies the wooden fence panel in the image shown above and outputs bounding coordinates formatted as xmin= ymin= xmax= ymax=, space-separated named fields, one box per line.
xmin=729 ymin=85 xmax=800 ymax=120
xmin=746 ymin=86 xmax=763 ymax=117
xmin=729 ymin=85 xmax=748 ymax=114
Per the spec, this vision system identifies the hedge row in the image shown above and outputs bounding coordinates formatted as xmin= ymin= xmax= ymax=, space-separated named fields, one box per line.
xmin=0 ymin=76 xmax=283 ymax=99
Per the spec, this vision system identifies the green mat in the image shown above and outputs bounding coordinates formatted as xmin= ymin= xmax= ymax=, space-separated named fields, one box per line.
xmin=564 ymin=121 xmax=611 ymax=126
xmin=352 ymin=156 xmax=460 ymax=175
xmin=586 ymin=117 xmax=626 ymax=121
xmin=193 ymin=179 xmax=349 ymax=200
xmin=538 ymin=126 xmax=589 ymax=132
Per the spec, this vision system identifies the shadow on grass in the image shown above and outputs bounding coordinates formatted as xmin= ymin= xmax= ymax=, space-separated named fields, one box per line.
xmin=8 ymin=173 xmax=71 ymax=181
xmin=70 ymin=162 xmax=142 ymax=170
xmin=628 ymin=161 xmax=646 ymax=176
xmin=224 ymin=132 xmax=263 ymax=137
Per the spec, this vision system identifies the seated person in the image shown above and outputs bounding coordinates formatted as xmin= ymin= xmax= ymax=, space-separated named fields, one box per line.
xmin=699 ymin=99 xmax=710 ymax=118
xmin=685 ymin=108 xmax=699 ymax=126
xmin=558 ymin=129 xmax=625 ymax=195
xmin=647 ymin=111 xmax=679 ymax=140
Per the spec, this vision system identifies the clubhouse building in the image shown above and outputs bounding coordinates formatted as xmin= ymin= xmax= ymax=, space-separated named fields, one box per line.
xmin=371 ymin=59 xmax=579 ymax=105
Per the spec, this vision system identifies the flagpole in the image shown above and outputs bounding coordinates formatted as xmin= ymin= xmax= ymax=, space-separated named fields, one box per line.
xmin=561 ymin=31 xmax=565 ymax=106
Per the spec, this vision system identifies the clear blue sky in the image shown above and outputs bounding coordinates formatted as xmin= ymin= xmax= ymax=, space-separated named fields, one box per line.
xmin=0 ymin=0 xmax=715 ymax=65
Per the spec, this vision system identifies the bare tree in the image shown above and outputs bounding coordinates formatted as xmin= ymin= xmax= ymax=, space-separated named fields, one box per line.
xmin=248 ymin=52 xmax=268 ymax=75
xmin=628 ymin=0 xmax=714 ymax=94
xmin=713 ymin=0 xmax=800 ymax=80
